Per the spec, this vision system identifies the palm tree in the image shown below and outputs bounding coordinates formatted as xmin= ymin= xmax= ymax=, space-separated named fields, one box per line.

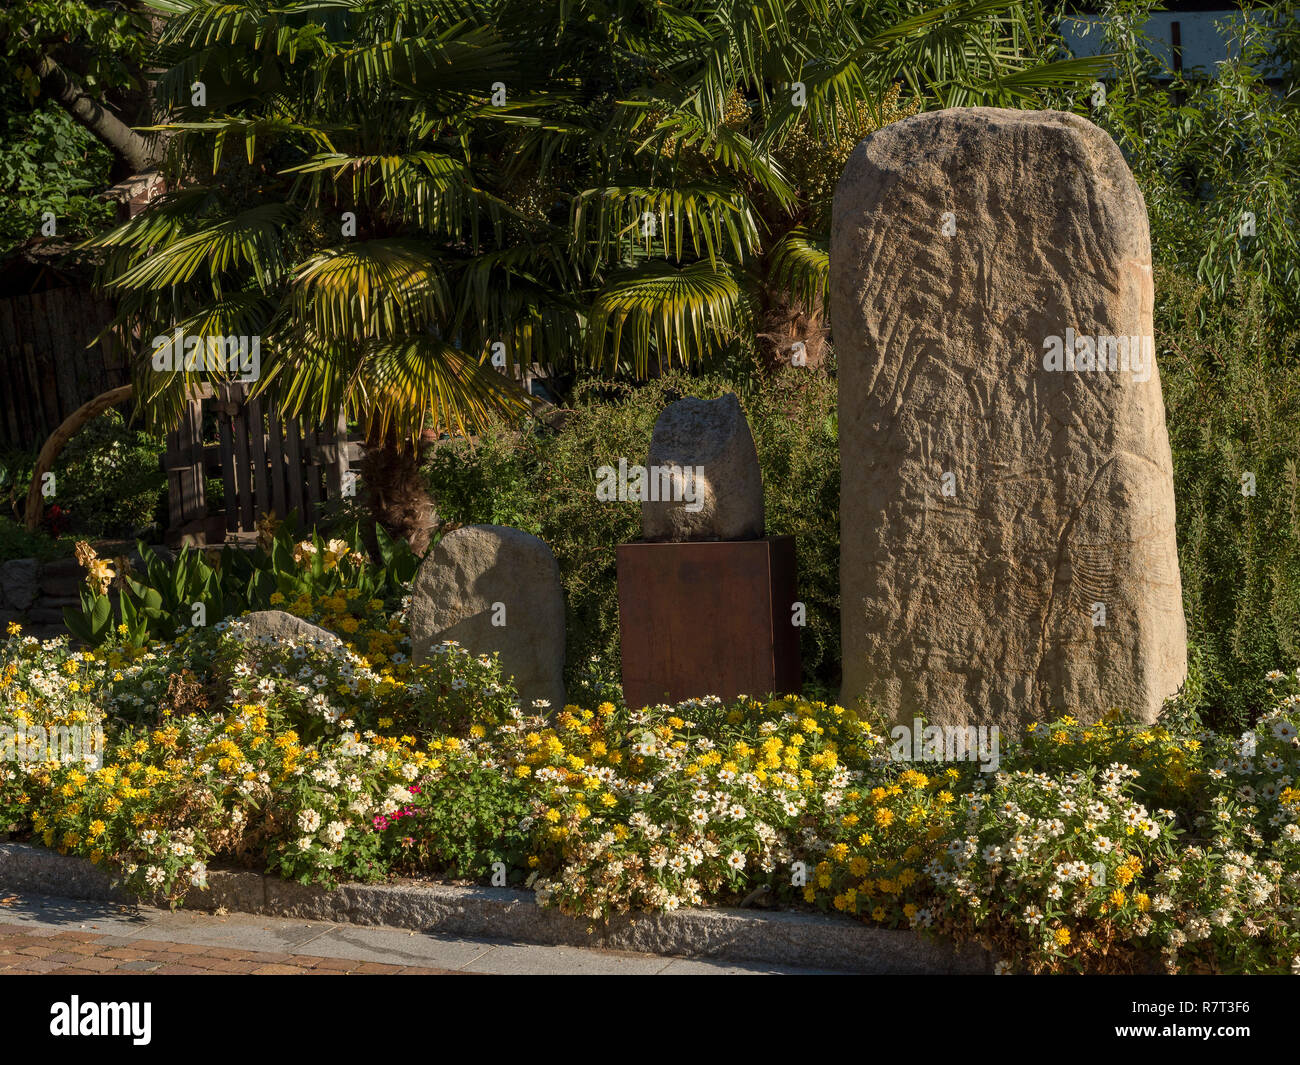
xmin=91 ymin=0 xmax=1103 ymax=551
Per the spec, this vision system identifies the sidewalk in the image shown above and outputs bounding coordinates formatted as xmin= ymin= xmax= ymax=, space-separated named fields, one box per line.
xmin=0 ymin=893 xmax=837 ymax=975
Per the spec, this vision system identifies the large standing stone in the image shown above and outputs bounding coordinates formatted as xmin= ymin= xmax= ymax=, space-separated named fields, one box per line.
xmin=641 ymin=394 xmax=765 ymax=542
xmin=410 ymin=525 xmax=566 ymax=710
xmin=831 ymin=107 xmax=1186 ymax=733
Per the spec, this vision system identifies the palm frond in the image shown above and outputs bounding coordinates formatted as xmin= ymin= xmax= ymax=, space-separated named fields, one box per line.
xmin=285 ymin=150 xmax=502 ymax=242
xmin=573 ymin=183 xmax=759 ymax=267
xmin=104 ymin=203 xmax=297 ymax=292
xmin=289 ymin=238 xmax=453 ymax=340
xmin=768 ymin=228 xmax=829 ymax=312
xmin=264 ymin=332 xmax=534 ymax=441
xmin=586 ymin=260 xmax=743 ymax=375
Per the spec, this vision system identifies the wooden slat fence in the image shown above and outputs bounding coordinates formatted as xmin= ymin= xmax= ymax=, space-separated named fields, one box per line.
xmin=0 ymin=287 xmax=128 ymax=450
xmin=163 ymin=384 xmax=361 ymax=545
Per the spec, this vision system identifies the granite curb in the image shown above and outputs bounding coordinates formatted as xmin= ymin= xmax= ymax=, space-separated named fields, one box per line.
xmin=0 ymin=841 xmax=991 ymax=974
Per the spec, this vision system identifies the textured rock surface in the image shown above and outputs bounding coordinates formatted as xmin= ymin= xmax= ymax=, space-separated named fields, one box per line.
xmin=232 ymin=610 xmax=343 ymax=649
xmin=0 ymin=559 xmax=40 ymax=612
xmin=410 ymin=525 xmax=566 ymax=709
xmin=642 ymin=394 xmax=764 ymax=542
xmin=831 ymin=107 xmax=1186 ymax=733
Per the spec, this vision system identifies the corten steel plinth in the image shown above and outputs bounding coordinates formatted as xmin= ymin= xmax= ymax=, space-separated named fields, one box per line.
xmin=616 ymin=536 xmax=801 ymax=708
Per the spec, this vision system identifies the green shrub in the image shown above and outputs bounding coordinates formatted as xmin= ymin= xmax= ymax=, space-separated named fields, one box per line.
xmin=1058 ymin=0 xmax=1300 ymax=328
xmin=1159 ymin=268 xmax=1300 ymax=732
xmin=0 ymin=515 xmax=65 ymax=563
xmin=423 ymin=366 xmax=841 ymax=693
xmin=49 ymin=410 xmax=166 ymax=539
xmin=394 ymin=760 xmax=532 ymax=882
xmin=0 ymin=89 xmax=115 ymax=256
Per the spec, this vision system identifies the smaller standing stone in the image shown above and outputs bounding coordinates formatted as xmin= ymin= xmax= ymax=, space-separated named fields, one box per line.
xmin=410 ymin=525 xmax=566 ymax=710
xmin=641 ymin=394 xmax=765 ymax=542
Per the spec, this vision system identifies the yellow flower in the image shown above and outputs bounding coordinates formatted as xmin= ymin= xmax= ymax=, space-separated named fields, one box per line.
xmin=322 ymin=539 xmax=351 ymax=570
xmin=1053 ymin=927 xmax=1071 ymax=947
xmin=74 ymin=541 xmax=115 ymax=595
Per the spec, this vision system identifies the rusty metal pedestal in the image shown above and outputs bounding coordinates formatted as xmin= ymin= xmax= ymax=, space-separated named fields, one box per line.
xmin=616 ymin=536 xmax=801 ymax=708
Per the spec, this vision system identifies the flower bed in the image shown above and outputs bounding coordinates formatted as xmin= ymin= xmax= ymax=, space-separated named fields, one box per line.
xmin=2 ymin=601 xmax=1299 ymax=975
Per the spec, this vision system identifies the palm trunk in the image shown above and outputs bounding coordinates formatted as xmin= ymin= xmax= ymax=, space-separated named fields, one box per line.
xmin=359 ymin=428 xmax=438 ymax=556
xmin=754 ymin=273 xmax=829 ymax=373
xmin=753 ymin=212 xmax=829 ymax=373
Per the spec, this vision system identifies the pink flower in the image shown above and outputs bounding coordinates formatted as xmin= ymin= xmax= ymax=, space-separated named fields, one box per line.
xmin=372 ymin=815 xmax=388 ymax=830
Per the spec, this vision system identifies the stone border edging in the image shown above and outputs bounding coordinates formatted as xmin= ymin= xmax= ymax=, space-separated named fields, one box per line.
xmin=0 ymin=841 xmax=990 ymax=973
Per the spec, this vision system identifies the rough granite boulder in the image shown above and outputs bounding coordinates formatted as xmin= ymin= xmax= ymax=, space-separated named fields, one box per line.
xmin=0 ymin=559 xmax=40 ymax=612
xmin=230 ymin=609 xmax=344 ymax=649
xmin=641 ymin=394 xmax=765 ymax=542
xmin=410 ymin=525 xmax=566 ymax=710
xmin=831 ymin=107 xmax=1186 ymax=733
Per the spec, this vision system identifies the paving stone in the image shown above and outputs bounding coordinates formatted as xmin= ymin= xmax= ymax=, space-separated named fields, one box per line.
xmin=288 ymin=925 xmax=494 ymax=970
xmin=198 ymin=958 xmax=259 ymax=973
xmin=462 ymin=944 xmax=670 ymax=976
xmin=100 ymin=947 xmax=154 ymax=960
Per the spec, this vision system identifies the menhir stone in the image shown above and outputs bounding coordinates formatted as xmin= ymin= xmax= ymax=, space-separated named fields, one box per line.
xmin=831 ymin=107 xmax=1186 ymax=734
xmin=410 ymin=525 xmax=566 ymax=710
xmin=641 ymin=393 xmax=764 ymax=542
